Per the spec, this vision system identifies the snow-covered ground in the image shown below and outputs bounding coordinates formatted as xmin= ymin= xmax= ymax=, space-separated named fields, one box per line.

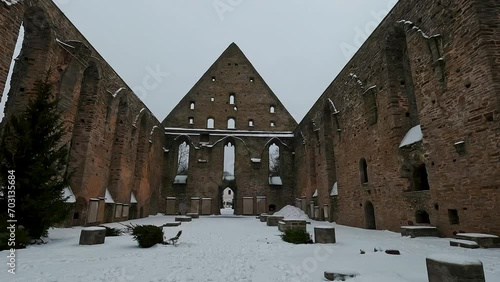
xmin=2 ymin=208 xmax=500 ymax=282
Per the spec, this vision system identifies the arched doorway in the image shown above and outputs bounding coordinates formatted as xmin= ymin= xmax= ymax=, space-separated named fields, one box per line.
xmin=221 ymin=187 xmax=234 ymax=215
xmin=415 ymin=210 xmax=430 ymax=224
xmin=364 ymin=201 xmax=376 ymax=229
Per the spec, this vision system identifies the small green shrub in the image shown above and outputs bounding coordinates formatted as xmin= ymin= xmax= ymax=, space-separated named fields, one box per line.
xmin=131 ymin=225 xmax=163 ymax=248
xmin=0 ymin=227 xmax=30 ymax=250
xmin=280 ymin=229 xmax=313 ymax=244
xmin=101 ymin=226 xmax=123 ymax=237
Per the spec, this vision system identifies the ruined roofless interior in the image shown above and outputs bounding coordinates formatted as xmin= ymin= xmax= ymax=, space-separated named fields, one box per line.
xmin=0 ymin=0 xmax=498 ymax=237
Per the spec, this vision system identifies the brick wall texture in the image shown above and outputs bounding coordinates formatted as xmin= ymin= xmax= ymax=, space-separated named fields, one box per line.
xmin=1 ymin=0 xmax=498 ymax=236
xmin=0 ymin=0 xmax=164 ymax=226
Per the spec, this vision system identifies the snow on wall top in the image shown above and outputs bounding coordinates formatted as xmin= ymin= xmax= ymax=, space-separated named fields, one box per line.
xmin=2 ymin=0 xmax=23 ymax=6
xmin=427 ymin=254 xmax=482 ymax=266
xmin=399 ymin=125 xmax=423 ymax=148
xmin=274 ymin=205 xmax=309 ymax=220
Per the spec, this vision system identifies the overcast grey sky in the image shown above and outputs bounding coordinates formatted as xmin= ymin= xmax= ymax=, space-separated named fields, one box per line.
xmin=2 ymin=0 xmax=398 ymax=123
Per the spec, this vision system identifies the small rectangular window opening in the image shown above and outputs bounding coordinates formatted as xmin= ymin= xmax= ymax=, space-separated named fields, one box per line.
xmin=211 ymin=76 xmax=216 ymax=82
xmin=190 ymin=102 xmax=195 ymax=110
xmin=189 ymin=117 xmax=194 ymax=125
xmin=270 ymin=121 xmax=275 ymax=127
xmin=211 ymin=97 xmax=215 ymax=102
xmin=448 ymin=209 xmax=459 ymax=225
xmin=249 ymin=120 xmax=254 ymax=127
xmin=250 ymin=77 xmax=254 ymax=83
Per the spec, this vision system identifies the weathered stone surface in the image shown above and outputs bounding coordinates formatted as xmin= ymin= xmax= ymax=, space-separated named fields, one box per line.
xmin=401 ymin=226 xmax=439 ymax=238
xmin=426 ymin=255 xmax=485 ymax=282
xmin=79 ymin=227 xmax=106 ymax=245
xmin=186 ymin=213 xmax=199 ymax=219
xmin=163 ymin=222 xmax=182 ymax=227
xmin=455 ymin=233 xmax=500 ymax=248
xmin=0 ymin=0 xmax=164 ymax=227
xmin=267 ymin=215 xmax=285 ymax=226
xmin=160 ymin=43 xmax=297 ymax=217
xmin=175 ymin=216 xmax=192 ymax=222
xmin=385 ymin=250 xmax=401 ymax=255
xmin=450 ymin=239 xmax=479 ymax=249
xmin=314 ymin=226 xmax=336 ymax=244
xmin=279 ymin=219 xmax=307 ymax=232
xmin=260 ymin=214 xmax=270 ymax=222
xmin=293 ymin=0 xmax=500 ymax=237
xmin=324 ymin=271 xmax=358 ymax=281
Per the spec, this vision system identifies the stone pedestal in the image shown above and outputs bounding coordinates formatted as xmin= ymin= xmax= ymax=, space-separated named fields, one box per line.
xmin=280 ymin=219 xmax=307 ymax=232
xmin=426 ymin=254 xmax=485 ymax=282
xmin=260 ymin=213 xmax=269 ymax=222
xmin=267 ymin=215 xmax=284 ymax=226
xmin=186 ymin=213 xmax=199 ymax=219
xmin=324 ymin=271 xmax=358 ymax=281
xmin=455 ymin=233 xmax=500 ymax=248
xmin=163 ymin=222 xmax=181 ymax=227
xmin=175 ymin=216 xmax=192 ymax=222
xmin=314 ymin=226 xmax=336 ymax=244
xmin=79 ymin=227 xmax=106 ymax=245
xmin=401 ymin=226 xmax=439 ymax=238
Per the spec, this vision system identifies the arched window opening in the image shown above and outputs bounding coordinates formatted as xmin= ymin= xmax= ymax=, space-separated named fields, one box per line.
xmin=223 ymin=142 xmax=235 ymax=181
xmin=269 ymin=144 xmax=280 ymax=176
xmin=190 ymin=102 xmax=195 ymax=110
xmin=188 ymin=117 xmax=194 ymax=125
xmin=270 ymin=106 xmax=275 ymax=113
xmin=207 ymin=118 xmax=215 ymax=129
xmin=248 ymin=119 xmax=254 ymax=127
xmin=412 ymin=164 xmax=430 ymax=191
xmin=360 ymin=158 xmax=368 ymax=184
xmin=222 ymin=187 xmax=234 ymax=210
xmin=229 ymin=93 xmax=235 ymax=105
xmin=227 ymin=118 xmax=236 ymax=129
xmin=177 ymin=141 xmax=190 ymax=175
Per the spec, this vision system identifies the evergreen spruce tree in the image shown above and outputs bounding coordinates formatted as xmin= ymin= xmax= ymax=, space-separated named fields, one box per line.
xmin=0 ymin=74 xmax=71 ymax=242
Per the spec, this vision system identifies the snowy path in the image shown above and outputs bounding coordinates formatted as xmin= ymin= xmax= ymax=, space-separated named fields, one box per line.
xmin=2 ymin=212 xmax=500 ymax=282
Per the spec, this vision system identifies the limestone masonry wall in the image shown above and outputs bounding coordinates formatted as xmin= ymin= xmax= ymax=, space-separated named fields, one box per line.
xmin=293 ymin=0 xmax=500 ymax=236
xmin=0 ymin=0 xmax=164 ymax=225
xmin=1 ymin=0 xmax=498 ymax=236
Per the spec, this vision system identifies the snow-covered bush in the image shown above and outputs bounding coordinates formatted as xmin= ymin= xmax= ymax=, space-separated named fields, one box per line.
xmin=131 ymin=225 xmax=164 ymax=248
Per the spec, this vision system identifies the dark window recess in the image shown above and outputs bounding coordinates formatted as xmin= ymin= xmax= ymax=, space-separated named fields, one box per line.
xmin=360 ymin=158 xmax=368 ymax=184
xmin=363 ymin=87 xmax=378 ymax=125
xmin=415 ymin=210 xmax=430 ymax=224
xmin=73 ymin=212 xmax=79 ymax=220
xmin=200 ymin=133 xmax=209 ymax=143
xmin=412 ymin=164 xmax=430 ymax=191
xmin=448 ymin=209 xmax=459 ymax=225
